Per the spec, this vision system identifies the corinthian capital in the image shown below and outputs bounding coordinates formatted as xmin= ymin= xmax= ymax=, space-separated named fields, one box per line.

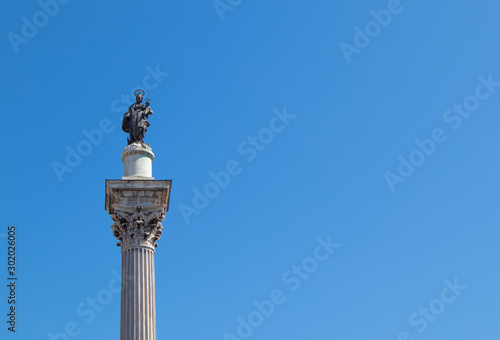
xmin=111 ymin=205 xmax=166 ymax=251
xmin=105 ymin=179 xmax=171 ymax=251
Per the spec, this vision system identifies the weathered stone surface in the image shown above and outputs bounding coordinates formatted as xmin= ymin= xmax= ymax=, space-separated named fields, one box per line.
xmin=105 ymin=180 xmax=171 ymax=215
xmin=105 ymin=179 xmax=171 ymax=340
xmin=121 ymin=143 xmax=155 ymax=179
xmin=111 ymin=205 xmax=164 ymax=250
xmin=120 ymin=247 xmax=157 ymax=340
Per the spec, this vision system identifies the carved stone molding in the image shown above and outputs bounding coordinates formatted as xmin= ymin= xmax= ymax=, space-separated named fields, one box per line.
xmin=121 ymin=144 xmax=155 ymax=163
xmin=105 ymin=180 xmax=171 ymax=215
xmin=111 ymin=205 xmax=165 ymax=251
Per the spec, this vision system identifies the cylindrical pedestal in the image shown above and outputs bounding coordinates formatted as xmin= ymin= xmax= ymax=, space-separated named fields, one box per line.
xmin=121 ymin=143 xmax=155 ymax=179
xmin=121 ymin=247 xmax=156 ymax=340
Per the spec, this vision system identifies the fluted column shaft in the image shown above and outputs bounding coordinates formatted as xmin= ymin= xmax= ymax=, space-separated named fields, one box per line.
xmin=109 ymin=205 xmax=165 ymax=340
xmin=121 ymin=247 xmax=156 ymax=340
xmin=105 ymin=179 xmax=171 ymax=340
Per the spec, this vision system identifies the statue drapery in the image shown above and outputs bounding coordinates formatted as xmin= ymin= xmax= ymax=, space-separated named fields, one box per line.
xmin=122 ymin=89 xmax=153 ymax=145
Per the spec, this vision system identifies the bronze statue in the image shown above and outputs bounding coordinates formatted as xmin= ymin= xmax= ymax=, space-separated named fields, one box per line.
xmin=122 ymin=89 xmax=153 ymax=145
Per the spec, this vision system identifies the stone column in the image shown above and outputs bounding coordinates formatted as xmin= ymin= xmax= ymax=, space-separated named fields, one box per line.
xmin=105 ymin=144 xmax=171 ymax=340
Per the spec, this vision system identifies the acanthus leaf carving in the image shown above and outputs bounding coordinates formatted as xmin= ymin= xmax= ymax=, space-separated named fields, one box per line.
xmin=110 ymin=205 xmax=165 ymax=250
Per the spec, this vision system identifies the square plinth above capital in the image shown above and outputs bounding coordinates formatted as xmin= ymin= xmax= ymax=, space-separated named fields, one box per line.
xmin=105 ymin=179 xmax=172 ymax=215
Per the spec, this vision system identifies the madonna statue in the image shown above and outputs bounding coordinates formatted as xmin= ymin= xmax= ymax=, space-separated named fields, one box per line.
xmin=122 ymin=89 xmax=154 ymax=145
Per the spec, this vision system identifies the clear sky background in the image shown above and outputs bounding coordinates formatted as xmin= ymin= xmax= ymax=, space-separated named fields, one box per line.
xmin=1 ymin=0 xmax=500 ymax=339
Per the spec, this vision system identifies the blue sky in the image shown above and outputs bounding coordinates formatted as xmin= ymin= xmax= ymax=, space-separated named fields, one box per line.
xmin=1 ymin=0 xmax=500 ymax=339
